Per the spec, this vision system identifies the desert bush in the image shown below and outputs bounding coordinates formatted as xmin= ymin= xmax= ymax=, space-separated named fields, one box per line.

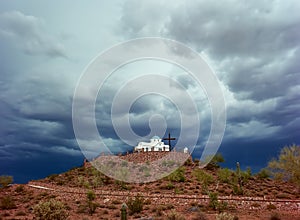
xmin=207 ymin=192 xmax=228 ymax=211
xmin=268 ymin=144 xmax=300 ymax=186
xmin=193 ymin=169 xmax=214 ymax=185
xmin=86 ymin=190 xmax=98 ymax=215
xmin=276 ymin=193 xmax=291 ymax=199
xmin=216 ymin=212 xmax=238 ymax=220
xmin=166 ymin=210 xmax=185 ymax=220
xmin=218 ymin=201 xmax=229 ymax=212
xmin=184 ymin=158 xmax=193 ymax=166
xmin=111 ymin=199 xmax=122 ymax=205
xmin=87 ymin=202 xmax=98 ymax=214
xmin=162 ymin=160 xmax=176 ymax=167
xmin=127 ymin=194 xmax=144 ymax=215
xmin=107 ymin=204 xmax=118 ymax=209
xmin=160 ymin=182 xmax=175 ymax=190
xmin=102 ymin=209 xmax=109 ymax=214
xmin=47 ymin=174 xmax=58 ymax=181
xmin=15 ymin=185 xmax=25 ymax=193
xmin=267 ymin=203 xmax=277 ymax=210
xmin=251 ymin=202 xmax=261 ymax=208
xmin=206 ymin=153 xmax=225 ymax=170
xmin=77 ymin=192 xmax=99 ymax=216
xmin=174 ymin=187 xmax=183 ymax=194
xmin=0 ymin=196 xmax=16 ymax=209
xmin=217 ymin=168 xmax=233 ymax=183
xmin=192 ymin=211 xmax=208 ymax=220
xmin=208 ymin=192 xmax=219 ymax=210
xmin=241 ymin=167 xmax=252 ymax=182
xmin=232 ymin=184 xmax=243 ymax=195
xmin=152 ymin=205 xmax=163 ymax=216
xmin=33 ymin=199 xmax=68 ymax=220
xmin=87 ymin=190 xmax=96 ymax=201
xmin=15 ymin=211 xmax=26 ymax=216
xmin=256 ymin=168 xmax=270 ymax=179
xmin=115 ymin=180 xmax=132 ymax=190
xmin=194 ymin=169 xmax=214 ymax=194
xmin=167 ymin=167 xmax=185 ymax=182
xmin=0 ymin=175 xmax=13 ymax=188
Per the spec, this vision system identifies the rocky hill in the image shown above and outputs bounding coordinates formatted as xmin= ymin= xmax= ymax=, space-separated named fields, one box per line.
xmin=1 ymin=152 xmax=300 ymax=220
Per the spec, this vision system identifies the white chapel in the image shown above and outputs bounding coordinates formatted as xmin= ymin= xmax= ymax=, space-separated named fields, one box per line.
xmin=134 ymin=136 xmax=170 ymax=152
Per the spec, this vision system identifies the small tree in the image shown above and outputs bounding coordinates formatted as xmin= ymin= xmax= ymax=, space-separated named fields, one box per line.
xmin=206 ymin=153 xmax=225 ymax=170
xmin=86 ymin=190 xmax=97 ymax=215
xmin=268 ymin=144 xmax=300 ymax=187
xmin=0 ymin=196 xmax=16 ymax=209
xmin=0 ymin=175 xmax=13 ymax=188
xmin=33 ymin=199 xmax=68 ymax=220
xmin=87 ymin=190 xmax=96 ymax=201
xmin=208 ymin=192 xmax=219 ymax=210
xmin=167 ymin=167 xmax=185 ymax=182
xmin=127 ymin=194 xmax=144 ymax=215
xmin=256 ymin=168 xmax=270 ymax=179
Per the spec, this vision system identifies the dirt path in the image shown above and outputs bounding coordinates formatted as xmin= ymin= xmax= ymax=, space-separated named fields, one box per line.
xmin=27 ymin=182 xmax=300 ymax=212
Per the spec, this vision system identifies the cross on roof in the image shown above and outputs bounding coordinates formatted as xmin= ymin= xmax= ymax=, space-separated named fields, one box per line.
xmin=163 ymin=132 xmax=176 ymax=150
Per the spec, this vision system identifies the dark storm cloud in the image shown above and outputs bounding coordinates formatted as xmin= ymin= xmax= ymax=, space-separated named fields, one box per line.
xmin=119 ymin=0 xmax=300 ymax=147
xmin=1 ymin=1 xmax=299 ymax=183
xmin=0 ymin=61 xmax=80 ymax=164
xmin=0 ymin=11 xmax=67 ymax=58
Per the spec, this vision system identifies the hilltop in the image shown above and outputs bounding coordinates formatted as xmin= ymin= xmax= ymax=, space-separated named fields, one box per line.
xmin=1 ymin=152 xmax=300 ymax=220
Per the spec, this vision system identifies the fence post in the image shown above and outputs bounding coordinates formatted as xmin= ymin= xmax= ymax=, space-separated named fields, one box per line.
xmin=121 ymin=203 xmax=127 ymax=220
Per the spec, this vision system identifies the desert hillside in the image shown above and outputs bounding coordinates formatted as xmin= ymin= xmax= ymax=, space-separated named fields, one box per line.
xmin=1 ymin=152 xmax=300 ymax=220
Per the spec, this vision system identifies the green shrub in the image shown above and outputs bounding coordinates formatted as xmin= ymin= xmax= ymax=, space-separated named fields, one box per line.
xmin=87 ymin=190 xmax=96 ymax=201
xmin=47 ymin=174 xmax=58 ymax=181
xmin=232 ymin=184 xmax=243 ymax=195
xmin=193 ymin=169 xmax=213 ymax=194
xmin=127 ymin=194 xmax=144 ymax=214
xmin=0 ymin=175 xmax=13 ymax=188
xmin=217 ymin=168 xmax=233 ymax=183
xmin=166 ymin=210 xmax=185 ymax=220
xmin=276 ymin=193 xmax=291 ymax=199
xmin=184 ymin=158 xmax=193 ymax=166
xmin=15 ymin=185 xmax=25 ymax=193
xmin=0 ymin=196 xmax=16 ymax=209
xmin=208 ymin=192 xmax=228 ymax=211
xmin=208 ymin=192 xmax=219 ymax=210
xmin=87 ymin=201 xmax=98 ymax=215
xmin=174 ymin=187 xmax=183 ymax=194
xmin=206 ymin=153 xmax=225 ymax=170
xmin=240 ymin=167 xmax=252 ymax=183
xmin=159 ymin=182 xmax=176 ymax=190
xmin=111 ymin=199 xmax=122 ymax=205
xmin=115 ymin=180 xmax=132 ymax=190
xmin=256 ymin=168 xmax=270 ymax=179
xmin=216 ymin=212 xmax=238 ymax=220
xmin=162 ymin=160 xmax=176 ymax=167
xmin=192 ymin=211 xmax=208 ymax=220
xmin=267 ymin=203 xmax=277 ymax=210
xmin=85 ymin=190 xmax=97 ymax=215
xmin=193 ymin=169 xmax=214 ymax=185
xmin=33 ymin=199 xmax=68 ymax=220
xmin=15 ymin=211 xmax=26 ymax=216
xmin=268 ymin=144 xmax=300 ymax=186
xmin=167 ymin=167 xmax=185 ymax=182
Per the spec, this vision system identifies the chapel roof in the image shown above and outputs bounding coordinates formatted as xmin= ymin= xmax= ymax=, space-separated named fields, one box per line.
xmin=151 ymin=135 xmax=160 ymax=140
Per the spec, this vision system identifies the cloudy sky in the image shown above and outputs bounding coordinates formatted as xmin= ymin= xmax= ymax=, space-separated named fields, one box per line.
xmin=1 ymin=0 xmax=299 ymax=183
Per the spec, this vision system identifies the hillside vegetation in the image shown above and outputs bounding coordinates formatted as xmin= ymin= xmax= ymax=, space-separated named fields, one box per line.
xmin=1 ymin=145 xmax=300 ymax=219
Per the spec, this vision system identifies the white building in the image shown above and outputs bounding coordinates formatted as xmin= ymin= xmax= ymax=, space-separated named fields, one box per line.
xmin=134 ymin=136 xmax=170 ymax=152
